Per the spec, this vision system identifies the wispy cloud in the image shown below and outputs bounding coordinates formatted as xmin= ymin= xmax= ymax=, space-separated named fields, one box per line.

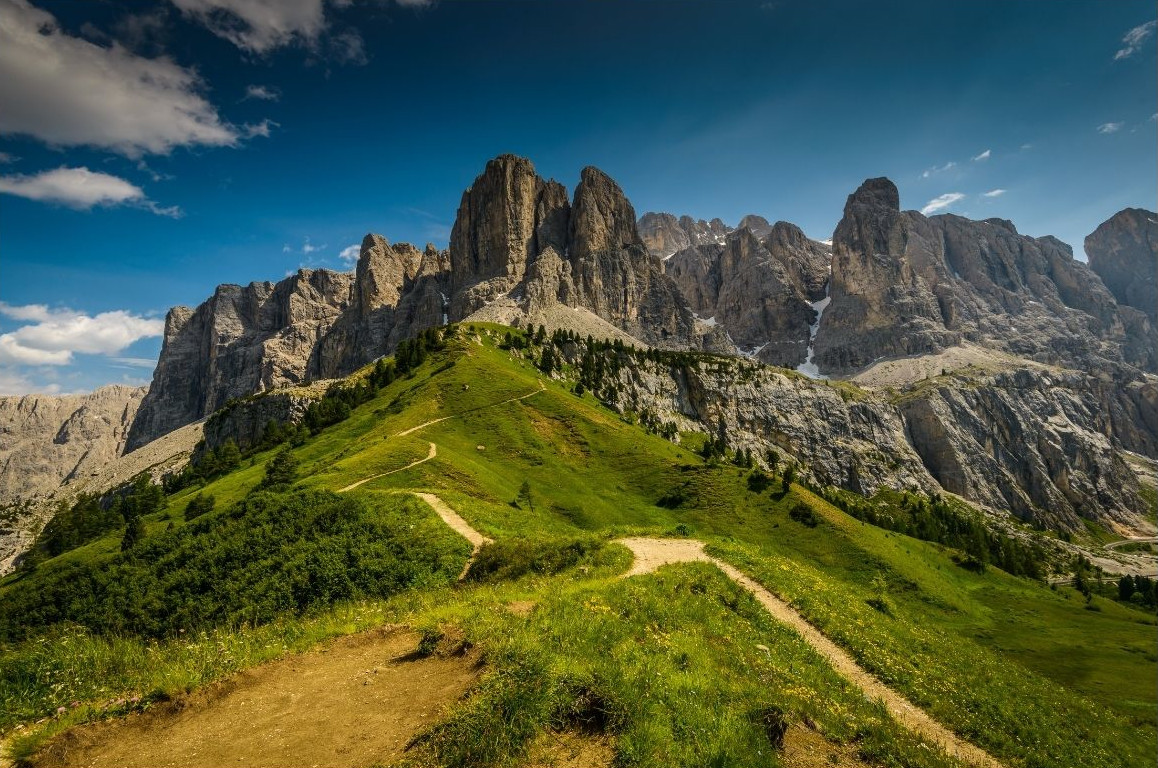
xmin=243 ymin=84 xmax=280 ymax=101
xmin=1097 ymin=122 xmax=1123 ymax=134
xmin=170 ymin=0 xmax=328 ymax=54
xmin=1114 ymin=19 xmax=1156 ymax=60
xmin=241 ymin=119 xmax=278 ymax=139
xmin=0 ymin=151 xmax=16 ymax=164
xmin=972 ymin=149 xmax=990 ymax=162
xmin=920 ymin=192 xmax=965 ymax=216
xmin=0 ymin=166 xmax=180 ymax=216
xmin=111 ymin=356 xmax=157 ymax=368
xmin=338 ymin=244 xmax=361 ymax=265
xmin=921 ymin=161 xmax=956 ymax=179
xmin=0 ymin=302 xmax=164 ymax=366
xmin=982 ymin=189 xmax=1005 ymax=198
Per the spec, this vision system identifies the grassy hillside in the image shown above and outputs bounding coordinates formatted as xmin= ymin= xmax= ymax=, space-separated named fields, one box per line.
xmin=1 ymin=324 xmax=1154 ymax=767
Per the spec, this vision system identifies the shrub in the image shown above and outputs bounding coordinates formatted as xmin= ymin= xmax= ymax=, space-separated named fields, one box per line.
xmin=466 ymin=537 xmax=604 ymax=583
xmin=184 ymin=493 xmax=216 ymax=521
xmin=788 ymin=503 xmax=818 ymax=528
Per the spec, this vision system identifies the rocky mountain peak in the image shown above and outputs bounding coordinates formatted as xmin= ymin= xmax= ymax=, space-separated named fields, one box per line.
xmin=569 ymin=166 xmax=643 ymax=261
xmin=1085 ymin=207 xmax=1157 ymax=322
xmin=846 ymin=177 xmax=900 ymax=212
xmin=737 ymin=215 xmax=773 ymax=238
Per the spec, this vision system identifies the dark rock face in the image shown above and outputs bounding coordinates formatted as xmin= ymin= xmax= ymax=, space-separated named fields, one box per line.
xmin=813 ymin=178 xmax=1156 ymax=375
xmin=667 ymin=221 xmax=831 ymax=367
xmin=1085 ymin=208 xmax=1157 ymax=322
xmin=126 ymin=269 xmax=358 ymax=450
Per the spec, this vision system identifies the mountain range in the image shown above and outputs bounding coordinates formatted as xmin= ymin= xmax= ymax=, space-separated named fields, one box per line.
xmin=2 ymin=155 xmax=1155 ymax=567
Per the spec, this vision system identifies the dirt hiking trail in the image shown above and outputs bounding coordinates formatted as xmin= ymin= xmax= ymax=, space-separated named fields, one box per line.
xmin=31 ymin=629 xmax=478 ymax=768
xmin=618 ymin=537 xmax=1004 ymax=768
xmin=338 ymin=442 xmax=437 ymax=492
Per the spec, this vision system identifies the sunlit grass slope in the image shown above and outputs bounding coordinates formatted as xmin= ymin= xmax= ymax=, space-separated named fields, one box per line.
xmin=1 ymin=324 xmax=1154 ymax=768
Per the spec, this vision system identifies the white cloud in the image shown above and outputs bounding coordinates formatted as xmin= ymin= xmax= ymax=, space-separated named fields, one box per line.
xmin=920 ymin=161 xmax=956 ymax=179
xmin=243 ymin=84 xmax=280 ymax=101
xmin=0 ymin=370 xmax=60 ymax=396
xmin=241 ymin=119 xmax=278 ymax=138
xmin=972 ymin=149 xmax=991 ymax=162
xmin=982 ymin=189 xmax=1006 ymax=198
xmin=338 ymin=243 xmax=360 ymax=264
xmin=301 ymin=237 xmax=325 ymax=254
xmin=0 ymin=0 xmax=241 ymax=157
xmin=0 ymin=151 xmax=16 ymax=163
xmin=920 ymin=192 xmax=965 ymax=216
xmin=1097 ymin=122 xmax=1123 ymax=134
xmin=170 ymin=0 xmax=328 ymax=53
xmin=0 ymin=166 xmax=180 ymax=216
xmin=1020 ymin=143 xmax=1033 ymax=150
xmin=1114 ymin=19 xmax=1156 ymax=60
xmin=0 ymin=303 xmax=164 ymax=366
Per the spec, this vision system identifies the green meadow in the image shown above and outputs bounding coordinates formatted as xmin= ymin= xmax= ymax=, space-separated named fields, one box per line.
xmin=1 ymin=325 xmax=1154 ymax=767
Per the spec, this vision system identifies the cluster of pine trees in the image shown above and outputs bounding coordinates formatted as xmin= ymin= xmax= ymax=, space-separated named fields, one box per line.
xmin=817 ymin=486 xmax=1046 ymax=578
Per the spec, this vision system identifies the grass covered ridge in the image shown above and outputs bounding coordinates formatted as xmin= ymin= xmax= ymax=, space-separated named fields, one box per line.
xmin=1 ymin=323 xmax=1154 ymax=767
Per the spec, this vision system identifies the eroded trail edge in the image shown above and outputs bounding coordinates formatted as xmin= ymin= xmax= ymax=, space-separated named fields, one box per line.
xmin=414 ymin=492 xmax=492 ymax=580
xmin=616 ymin=537 xmax=1004 ymax=768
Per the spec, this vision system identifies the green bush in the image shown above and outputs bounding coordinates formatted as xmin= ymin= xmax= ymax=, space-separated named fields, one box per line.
xmin=184 ymin=493 xmax=216 ymax=521
xmin=466 ymin=536 xmax=605 ymax=583
xmin=0 ymin=489 xmax=466 ymax=641
xmin=788 ymin=503 xmax=819 ymax=528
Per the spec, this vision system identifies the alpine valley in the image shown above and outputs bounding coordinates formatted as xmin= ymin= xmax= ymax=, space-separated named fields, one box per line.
xmin=1 ymin=154 xmax=1155 ymax=768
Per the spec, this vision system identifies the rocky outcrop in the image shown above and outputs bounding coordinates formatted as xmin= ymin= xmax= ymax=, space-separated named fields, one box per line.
xmin=130 ymin=155 xmax=709 ymax=450
xmin=447 ymin=156 xmax=700 ymax=348
xmin=638 ymin=212 xmax=730 ymax=259
xmin=1085 ymin=208 xmax=1157 ymax=322
xmin=667 ymin=222 xmax=831 ymax=367
xmin=202 ymin=387 xmax=324 ymax=453
xmin=0 ymin=385 xmax=146 ymax=505
xmin=813 ymin=178 xmax=1156 ymax=375
xmin=126 ymin=269 xmax=356 ymax=451
xmin=900 ymin=367 xmax=1154 ymax=532
xmin=581 ymin=349 xmax=939 ymax=497
xmin=563 ymin=343 xmax=1154 ymax=533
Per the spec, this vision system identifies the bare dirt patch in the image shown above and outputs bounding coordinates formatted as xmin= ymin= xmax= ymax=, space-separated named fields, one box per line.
xmin=781 ymin=722 xmax=871 ymax=767
xmin=30 ymin=628 xmax=479 ymax=768
xmin=523 ymin=730 xmax=615 ymax=768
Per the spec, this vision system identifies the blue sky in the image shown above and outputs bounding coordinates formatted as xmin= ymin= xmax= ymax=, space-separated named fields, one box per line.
xmin=0 ymin=0 xmax=1154 ymax=394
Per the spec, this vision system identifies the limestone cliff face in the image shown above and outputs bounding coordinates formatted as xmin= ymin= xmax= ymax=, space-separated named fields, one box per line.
xmin=0 ymin=385 xmax=146 ymax=505
xmin=126 ymin=269 xmax=356 ymax=451
xmin=1085 ymin=208 xmax=1157 ymax=322
xmin=583 ymin=348 xmax=1154 ymax=533
xmin=667 ymin=222 xmax=831 ymax=367
xmin=638 ymin=212 xmax=730 ymax=259
xmin=129 ymin=155 xmax=705 ymax=450
xmin=447 ymin=157 xmax=699 ymax=348
xmin=900 ymin=368 xmax=1154 ymax=532
xmin=813 ymin=178 xmax=1156 ymax=375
